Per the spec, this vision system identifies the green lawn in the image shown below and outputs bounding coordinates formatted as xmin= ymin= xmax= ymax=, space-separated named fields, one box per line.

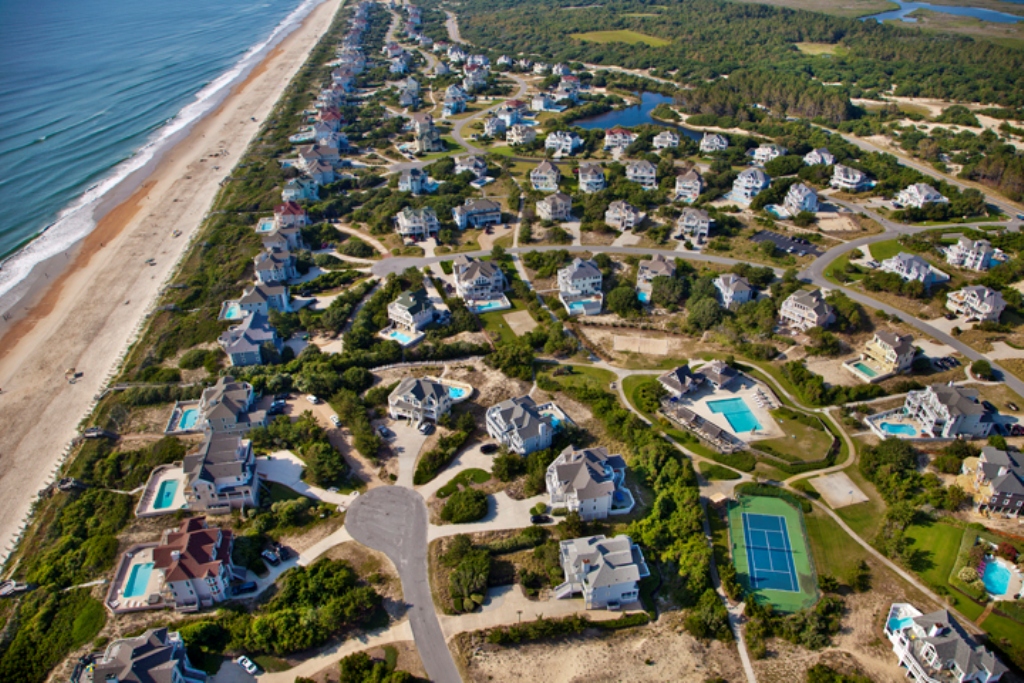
xmin=571 ymin=30 xmax=671 ymax=46
xmin=803 ymin=508 xmax=869 ymax=582
xmin=755 ymin=410 xmax=835 ymax=463
xmin=904 ymin=519 xmax=964 ymax=591
xmin=869 ymin=239 xmax=903 ymax=261
xmin=794 ymin=42 xmax=847 ymax=56
xmin=543 ymin=364 xmax=618 ymax=393
xmin=699 ymin=462 xmax=742 ymax=480
xmin=979 ymin=612 xmax=1024 ymax=668
xmin=479 ymin=299 xmax=523 ymax=344
xmin=437 ymin=468 xmax=492 ymax=498
xmin=833 ymin=466 xmax=886 ymax=541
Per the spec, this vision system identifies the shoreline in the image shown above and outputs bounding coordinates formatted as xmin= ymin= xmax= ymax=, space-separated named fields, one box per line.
xmin=0 ymin=0 xmax=344 ymax=567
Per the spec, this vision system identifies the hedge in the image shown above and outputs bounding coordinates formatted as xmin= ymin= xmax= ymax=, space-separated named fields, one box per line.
xmin=736 ymin=483 xmax=812 ymax=513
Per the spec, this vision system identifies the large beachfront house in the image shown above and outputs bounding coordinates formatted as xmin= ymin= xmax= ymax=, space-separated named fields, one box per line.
xmin=545 ymin=131 xmax=583 ymax=155
xmin=783 ymin=183 xmax=818 ymax=215
xmin=880 ymin=252 xmax=943 ymax=289
xmin=678 ymin=208 xmax=712 ymax=243
xmin=154 ymin=517 xmax=242 ymax=611
xmin=885 ymin=603 xmax=1007 ymax=683
xmin=903 ymin=383 xmax=993 ymax=439
xmin=863 ymin=330 xmax=916 ymax=376
xmin=399 ymin=168 xmax=427 ymax=194
xmin=626 ymin=160 xmax=657 ymax=190
xmin=578 ymin=162 xmax=606 ymax=194
xmin=507 ymin=124 xmax=537 ymax=146
xmin=753 ymin=144 xmax=786 ymax=165
xmin=238 ymin=283 xmax=291 ymax=317
xmin=79 ymin=628 xmax=207 ymax=683
xmin=830 ymin=164 xmax=871 ymax=192
xmin=714 ymin=273 xmax=753 ymax=309
xmin=184 ymin=432 xmax=260 ymax=513
xmin=803 ymin=148 xmax=835 ymax=166
xmin=546 ymin=446 xmax=631 ymax=520
xmin=653 ymin=130 xmax=679 ymax=150
xmin=199 ymin=376 xmax=266 ymax=434
xmin=388 ymin=377 xmax=452 ymax=422
xmin=395 ymin=207 xmax=440 ymax=239
xmin=253 ymin=248 xmax=297 ymax=285
xmin=946 ymin=237 xmax=1003 ymax=271
xmin=558 ymin=257 xmax=603 ymax=316
xmin=531 ymin=160 xmax=561 ymax=192
xmin=699 ymin=132 xmax=728 ymax=153
xmin=453 ymin=198 xmax=502 ymax=229
xmin=733 ymin=168 xmax=770 ymax=202
xmin=557 ymin=535 xmax=649 ymax=609
xmin=896 ymin=183 xmax=949 ymax=209
xmin=485 ymin=395 xmax=563 ymax=455
xmin=968 ymin=447 xmax=1024 ymax=517
xmin=218 ymin=312 xmax=282 ymax=368
xmin=453 ymin=255 xmax=506 ymax=302
xmin=273 ymin=201 xmax=310 ymax=229
xmin=636 ymin=254 xmax=675 ymax=303
xmin=675 ymin=169 xmax=704 ymax=202
xmin=947 ymin=285 xmax=1006 ymax=323
xmin=537 ymin=192 xmax=572 ymax=222
xmin=604 ymin=200 xmax=642 ymax=230
xmin=387 ymin=289 xmax=440 ymax=334
xmin=779 ymin=289 xmax=835 ymax=331
xmin=603 ymin=127 xmax=636 ymax=150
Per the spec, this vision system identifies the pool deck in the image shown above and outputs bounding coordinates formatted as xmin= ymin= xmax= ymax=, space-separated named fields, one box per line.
xmin=866 ymin=409 xmax=929 ymax=440
xmin=136 ymin=464 xmax=189 ymax=517
xmin=678 ymin=371 xmax=785 ymax=443
xmin=378 ymin=325 xmax=426 ymax=347
xmin=164 ymin=400 xmax=203 ymax=435
xmin=106 ymin=543 xmax=165 ymax=614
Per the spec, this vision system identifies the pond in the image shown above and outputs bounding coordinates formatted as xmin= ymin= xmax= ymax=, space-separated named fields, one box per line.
xmin=574 ymin=92 xmax=702 ymax=141
xmin=862 ymin=1 xmax=1023 ymax=24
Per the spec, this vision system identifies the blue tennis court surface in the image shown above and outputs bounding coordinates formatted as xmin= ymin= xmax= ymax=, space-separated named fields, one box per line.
xmin=742 ymin=512 xmax=798 ymax=592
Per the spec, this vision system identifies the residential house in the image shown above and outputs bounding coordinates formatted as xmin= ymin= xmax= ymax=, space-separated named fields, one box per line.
xmin=497 ymin=54 xmax=513 ymax=68
xmin=198 ymin=376 xmax=265 ymax=434
xmin=494 ymin=103 xmax=522 ymax=128
xmin=699 ymin=132 xmax=728 ymax=153
xmin=389 ymin=56 xmax=409 ymax=75
xmin=486 ymin=395 xmax=560 ymax=455
xmin=388 ymin=289 xmax=438 ymax=333
xmin=545 ymin=131 xmax=583 ymax=156
xmin=700 ymin=360 xmax=739 ymax=389
xmin=603 ymin=127 xmax=636 ymax=150
xmin=218 ymin=313 xmax=282 ymax=368
xmin=732 ymin=168 xmax=770 ymax=202
xmin=946 ymin=237 xmax=1003 ymax=271
xmin=885 ymin=603 xmax=1007 ymax=683
xmin=531 ymin=160 xmax=561 ymax=192
xmin=468 ymin=54 xmax=491 ymax=68
xmin=388 ymin=376 xmax=452 ymax=422
xmin=409 ymin=113 xmax=444 ymax=153
xmin=896 ymin=183 xmax=949 ymax=209
xmin=398 ymin=87 xmax=419 ymax=108
xmin=552 ymin=63 xmax=572 ymax=76
xmin=455 ymin=155 xmax=488 ymax=180
xmin=531 ymin=93 xmax=555 ymax=112
xmin=238 ymin=283 xmax=291 ymax=317
xmin=448 ymin=45 xmax=466 ymax=62
xmin=309 ymin=160 xmax=336 ymax=186
xmin=546 ymin=446 xmax=630 ymax=520
xmin=557 ymin=535 xmax=649 ymax=609
xmin=273 ymin=201 xmax=309 ymax=229
xmin=282 ymin=178 xmax=319 ymax=203
xmin=253 ymin=248 xmax=297 ymax=285
xmin=578 ymin=162 xmax=606 ymax=194
xmin=658 ymin=365 xmax=705 ymax=397
xmin=864 ymin=330 xmax=917 ymax=375
xmin=399 ymin=168 xmax=427 ymax=194
xmin=533 ymin=62 xmax=548 ymax=75
xmin=675 ymin=169 xmax=704 ymax=202
xmin=453 ymin=198 xmax=502 ymax=229
xmin=904 ymin=383 xmax=993 ymax=439
xmin=453 ymin=255 xmax=506 ymax=301
xmin=714 ymin=273 xmax=753 ymax=308
xmin=804 ymin=148 xmax=835 ymax=166
xmin=969 ymin=447 xmax=1024 ymax=517
xmin=653 ymin=130 xmax=680 ymax=150
xmin=604 ymin=200 xmax=642 ymax=230
xmin=779 ymin=289 xmax=835 ymax=331
xmin=80 ymin=628 xmax=206 ymax=683
xmin=154 ymin=517 xmax=242 ymax=609
xmin=483 ymin=116 xmax=506 ymax=138
xmin=626 ymin=159 xmax=657 ymax=190
xmin=784 ymin=182 xmax=819 ymax=215
xmin=830 ymin=164 xmax=872 ymax=192
xmin=636 ymin=254 xmax=675 ymax=303
xmin=678 ymin=208 xmax=713 ymax=243
xmin=880 ymin=252 xmax=942 ymax=289
xmin=261 ymin=224 xmax=302 ymax=252
xmin=537 ymin=192 xmax=573 ymax=222
xmin=462 ymin=64 xmax=488 ymax=92
xmin=947 ymin=285 xmax=1006 ymax=323
xmin=383 ymin=41 xmax=403 ymax=59
xmin=558 ymin=257 xmax=603 ymax=315
xmin=507 ymin=124 xmax=537 ymax=146
xmin=753 ymin=144 xmax=786 ymax=165
xmin=432 ymin=61 xmax=451 ymax=77
xmin=183 ymin=433 xmax=260 ymax=512
xmin=445 ymin=83 xmax=468 ymax=102
xmin=395 ymin=206 xmax=440 ymax=239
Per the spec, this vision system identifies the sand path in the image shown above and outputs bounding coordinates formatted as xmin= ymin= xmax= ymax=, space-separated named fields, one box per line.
xmin=0 ymin=0 xmax=344 ymax=567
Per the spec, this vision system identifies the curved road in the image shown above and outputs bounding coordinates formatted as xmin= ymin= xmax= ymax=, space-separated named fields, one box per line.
xmin=345 ymin=487 xmax=462 ymax=683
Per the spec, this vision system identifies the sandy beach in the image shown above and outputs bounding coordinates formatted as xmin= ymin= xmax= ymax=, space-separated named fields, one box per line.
xmin=0 ymin=0 xmax=343 ymax=566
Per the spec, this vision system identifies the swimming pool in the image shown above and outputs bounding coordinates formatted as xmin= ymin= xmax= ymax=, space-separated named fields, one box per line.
xmin=256 ymin=218 xmax=276 ymax=233
xmin=223 ymin=302 xmax=243 ymax=320
xmin=471 ymin=300 xmax=506 ymax=313
xmin=887 ymin=615 xmax=914 ymax=632
xmin=124 ymin=562 xmax=154 ymax=598
xmin=982 ymin=560 xmax=1012 ymax=596
xmin=880 ymin=422 xmax=917 ymax=436
xmin=707 ymin=398 xmax=762 ymax=433
xmin=637 ymin=291 xmax=650 ymax=304
xmin=178 ymin=408 xmax=199 ymax=431
xmin=853 ymin=362 xmax=878 ymax=378
xmin=154 ymin=480 xmax=179 ymax=510
xmin=448 ymin=386 xmax=467 ymax=399
xmin=386 ymin=329 xmax=414 ymax=344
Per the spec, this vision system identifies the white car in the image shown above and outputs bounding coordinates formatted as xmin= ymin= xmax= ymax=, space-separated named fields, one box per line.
xmin=330 ymin=415 xmax=341 ymax=427
xmin=305 ymin=395 xmax=319 ymax=405
xmin=236 ymin=656 xmax=259 ymax=675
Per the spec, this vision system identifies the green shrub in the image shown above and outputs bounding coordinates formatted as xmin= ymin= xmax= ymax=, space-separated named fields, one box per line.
xmin=440 ymin=489 xmax=489 ymax=523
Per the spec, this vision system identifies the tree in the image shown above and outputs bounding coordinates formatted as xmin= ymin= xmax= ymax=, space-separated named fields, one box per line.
xmin=687 ymin=297 xmax=722 ymax=332
xmin=492 ymin=452 xmax=526 ymax=481
xmin=607 ymin=285 xmax=642 ymax=318
xmin=651 ymin=275 xmax=687 ymax=308
xmin=304 ymin=442 xmax=348 ymax=487
xmin=971 ymin=359 xmax=995 ymax=380
xmin=440 ymin=489 xmax=489 ymax=523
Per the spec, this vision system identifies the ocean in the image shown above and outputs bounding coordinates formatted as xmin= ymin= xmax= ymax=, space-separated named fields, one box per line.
xmin=0 ymin=0 xmax=316 ymax=299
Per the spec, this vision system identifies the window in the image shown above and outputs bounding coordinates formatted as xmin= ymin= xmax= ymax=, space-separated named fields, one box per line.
xmin=1017 ymin=500 xmax=1022 ymax=507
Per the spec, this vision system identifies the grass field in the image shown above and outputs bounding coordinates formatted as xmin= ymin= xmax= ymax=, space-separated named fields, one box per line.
xmin=479 ymin=298 xmax=525 ymax=344
xmin=728 ymin=0 xmax=899 ymax=19
xmin=571 ymin=30 xmax=671 ymax=47
xmin=803 ymin=507 xmax=869 ymax=582
xmin=699 ymin=462 xmax=743 ymax=480
xmin=833 ymin=466 xmax=887 ymax=542
xmin=794 ymin=42 xmax=846 ymax=56
xmin=869 ymin=239 xmax=904 ymax=261
xmin=755 ymin=410 xmax=834 ymax=463
xmin=542 ymin=364 xmax=618 ymax=394
xmin=904 ymin=518 xmax=963 ymax=590
xmin=437 ymin=468 xmax=491 ymax=498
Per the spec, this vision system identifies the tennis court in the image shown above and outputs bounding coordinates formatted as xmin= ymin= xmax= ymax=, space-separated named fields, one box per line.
xmin=728 ymin=495 xmax=819 ymax=611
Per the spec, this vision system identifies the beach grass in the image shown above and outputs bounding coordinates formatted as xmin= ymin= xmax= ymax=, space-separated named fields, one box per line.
xmin=571 ymin=30 xmax=671 ymax=47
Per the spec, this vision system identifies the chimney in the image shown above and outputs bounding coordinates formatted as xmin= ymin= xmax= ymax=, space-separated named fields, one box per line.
xmin=171 ymin=551 xmax=181 ymax=561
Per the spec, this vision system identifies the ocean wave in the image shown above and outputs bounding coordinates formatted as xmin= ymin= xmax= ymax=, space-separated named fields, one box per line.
xmin=0 ymin=0 xmax=323 ymax=301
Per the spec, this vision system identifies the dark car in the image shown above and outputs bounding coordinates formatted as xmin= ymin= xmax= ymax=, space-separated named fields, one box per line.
xmin=275 ymin=544 xmax=291 ymax=561
xmin=530 ymin=514 xmax=550 ymax=524
xmin=261 ymin=550 xmax=280 ymax=566
xmin=232 ymin=581 xmax=258 ymax=595
xmin=480 ymin=444 xmax=499 ymax=454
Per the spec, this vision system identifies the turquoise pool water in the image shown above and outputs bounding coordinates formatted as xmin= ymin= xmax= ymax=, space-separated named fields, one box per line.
xmin=448 ymin=386 xmax=467 ymax=399
xmin=708 ymin=398 xmax=762 ymax=433
xmin=542 ymin=411 xmax=563 ymax=428
xmin=154 ymin=480 xmax=178 ymax=510
xmin=386 ymin=329 xmax=414 ymax=344
xmin=887 ymin=615 xmax=914 ymax=632
xmin=472 ymin=300 xmax=506 ymax=313
xmin=637 ymin=291 xmax=650 ymax=303
xmin=881 ymin=422 xmax=917 ymax=436
xmin=223 ymin=302 xmax=243 ymax=320
xmin=854 ymin=362 xmax=878 ymax=378
xmin=983 ymin=561 xmax=1012 ymax=595
xmin=257 ymin=218 xmax=276 ymax=233
xmin=124 ymin=562 xmax=154 ymax=598
xmin=178 ymin=408 xmax=199 ymax=430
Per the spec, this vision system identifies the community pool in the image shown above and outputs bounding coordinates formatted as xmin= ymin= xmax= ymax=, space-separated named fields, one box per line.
xmin=154 ymin=480 xmax=179 ymax=510
xmin=983 ymin=560 xmax=1012 ymax=596
xmin=178 ymin=408 xmax=199 ymax=431
xmin=385 ymin=329 xmax=414 ymax=344
xmin=448 ymin=386 xmax=467 ymax=399
xmin=880 ymin=422 xmax=917 ymax=436
xmin=708 ymin=397 xmax=762 ymax=433
xmin=124 ymin=562 xmax=154 ymax=598
xmin=887 ymin=615 xmax=914 ymax=632
xmin=854 ymin=362 xmax=878 ymax=378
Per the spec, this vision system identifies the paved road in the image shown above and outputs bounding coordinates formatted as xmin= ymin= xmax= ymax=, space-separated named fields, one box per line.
xmin=345 ymin=486 xmax=462 ymax=683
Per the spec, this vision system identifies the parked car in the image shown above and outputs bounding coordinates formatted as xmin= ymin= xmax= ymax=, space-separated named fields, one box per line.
xmin=1007 ymin=402 xmax=1019 ymax=412
xmin=306 ymin=395 xmax=320 ymax=405
xmin=480 ymin=444 xmax=499 ymax=455
xmin=236 ymin=656 xmax=259 ymax=675
xmin=275 ymin=544 xmax=291 ymax=561
xmin=330 ymin=415 xmax=341 ymax=427
xmin=232 ymin=581 xmax=258 ymax=595
xmin=261 ymin=550 xmax=280 ymax=566
xmin=947 ymin=357 xmax=961 ymax=366
xmin=530 ymin=514 xmax=550 ymax=524
xmin=377 ymin=425 xmax=393 ymax=438
xmin=418 ymin=422 xmax=434 ymax=435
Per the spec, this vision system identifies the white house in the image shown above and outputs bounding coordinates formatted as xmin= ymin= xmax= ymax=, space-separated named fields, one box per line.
xmin=455 ymin=155 xmax=488 ymax=180
xmin=626 ymin=159 xmax=657 ymax=190
xmin=537 ymin=192 xmax=573 ymax=222
xmin=485 ymin=395 xmax=562 ymax=455
xmin=896 ymin=183 xmax=949 ymax=209
xmin=604 ymin=200 xmax=642 ymax=230
xmin=546 ymin=446 xmax=631 ymax=520
xmin=783 ymin=182 xmax=819 ymax=215
xmin=453 ymin=198 xmax=502 ymax=229
xmin=388 ymin=376 xmax=452 ymax=422
xmin=388 ymin=289 xmax=438 ymax=333
xmin=273 ymin=201 xmax=309 ymax=229
xmin=636 ymin=254 xmax=675 ymax=303
xmin=699 ymin=132 xmax=728 ymax=153
xmin=253 ymin=248 xmax=297 ymax=285
xmin=653 ymin=130 xmax=680 ymax=150
xmin=947 ymin=285 xmax=1006 ymax=323
xmin=733 ymin=168 xmax=770 ymax=202
xmin=880 ymin=252 xmax=943 ymax=289
xmin=545 ymin=131 xmax=583 ymax=155
xmin=507 ymin=124 xmax=537 ymax=146
xmin=903 ymin=383 xmax=993 ymax=439
xmin=714 ymin=273 xmax=753 ymax=308
xmin=395 ymin=207 xmax=440 ymax=239
xmin=557 ymin=535 xmax=649 ymax=609
xmin=779 ymin=289 xmax=835 ymax=331
xmin=831 ymin=164 xmax=871 ymax=192
xmin=803 ymin=148 xmax=835 ymax=166
xmin=531 ymin=160 xmax=561 ymax=192
xmin=603 ymin=127 xmax=636 ymax=150
xmin=578 ymin=162 xmax=606 ymax=194
xmin=399 ymin=168 xmax=427 ymax=194
xmin=675 ymin=169 xmax=704 ymax=202
xmin=678 ymin=208 xmax=713 ymax=243
xmin=753 ymin=144 xmax=786 ymax=165
xmin=218 ymin=313 xmax=281 ymax=368
xmin=559 ymin=258 xmax=602 ymax=296
xmin=183 ymin=431 xmax=260 ymax=512
xmin=153 ymin=517 xmax=240 ymax=610
xmin=946 ymin=237 xmax=1002 ymax=271
xmin=282 ymin=178 xmax=320 ymax=202
xmin=483 ymin=116 xmax=506 ymax=138
xmin=453 ymin=255 xmax=506 ymax=302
